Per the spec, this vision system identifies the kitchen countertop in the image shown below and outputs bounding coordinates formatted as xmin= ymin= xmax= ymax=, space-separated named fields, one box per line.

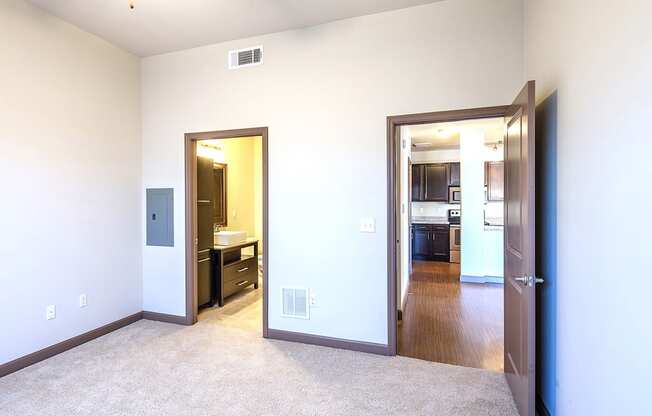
xmin=411 ymin=216 xmax=450 ymax=225
xmin=484 ymin=225 xmax=504 ymax=231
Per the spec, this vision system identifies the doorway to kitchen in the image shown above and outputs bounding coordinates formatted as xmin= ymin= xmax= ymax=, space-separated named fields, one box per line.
xmin=388 ymin=81 xmax=539 ymax=416
xmin=184 ymin=127 xmax=268 ymax=336
xmin=398 ymin=116 xmax=506 ymax=372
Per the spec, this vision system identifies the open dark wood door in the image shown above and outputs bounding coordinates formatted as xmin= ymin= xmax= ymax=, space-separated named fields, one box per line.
xmin=504 ymin=81 xmax=536 ymax=416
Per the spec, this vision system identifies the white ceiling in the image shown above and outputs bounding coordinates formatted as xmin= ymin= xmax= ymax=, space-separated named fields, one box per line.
xmin=28 ymin=0 xmax=443 ymax=57
xmin=410 ymin=118 xmax=505 ymax=151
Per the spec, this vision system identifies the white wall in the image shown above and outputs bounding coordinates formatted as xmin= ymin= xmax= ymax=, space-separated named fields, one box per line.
xmin=525 ymin=0 xmax=652 ymax=414
xmin=141 ymin=0 xmax=524 ymax=344
xmin=0 ymin=0 xmax=141 ymax=364
xmin=459 ymin=129 xmax=486 ymax=278
xmin=398 ymin=126 xmax=412 ymax=310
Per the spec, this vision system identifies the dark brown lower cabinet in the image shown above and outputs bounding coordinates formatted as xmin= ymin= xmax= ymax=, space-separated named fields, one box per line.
xmin=412 ymin=224 xmax=450 ymax=261
xmin=212 ymin=240 xmax=259 ymax=307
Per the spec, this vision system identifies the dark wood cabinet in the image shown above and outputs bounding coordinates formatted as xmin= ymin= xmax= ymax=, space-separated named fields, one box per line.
xmin=413 ymin=228 xmax=431 ymax=257
xmin=448 ymin=162 xmax=460 ymax=187
xmin=431 ymin=227 xmax=450 ymax=256
xmin=411 ymin=164 xmax=424 ymax=201
xmin=212 ymin=240 xmax=259 ymax=307
xmin=424 ymin=164 xmax=448 ymax=201
xmin=412 ymin=224 xmax=450 ymax=261
xmin=486 ymin=161 xmax=504 ymax=201
xmin=412 ymin=163 xmax=453 ymax=202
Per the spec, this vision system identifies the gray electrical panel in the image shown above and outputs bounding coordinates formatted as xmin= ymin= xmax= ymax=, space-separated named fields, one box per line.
xmin=146 ymin=188 xmax=174 ymax=247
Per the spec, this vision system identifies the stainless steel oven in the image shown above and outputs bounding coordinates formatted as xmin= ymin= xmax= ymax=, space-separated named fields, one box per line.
xmin=448 ymin=186 xmax=461 ymax=204
xmin=448 ymin=209 xmax=461 ymax=263
xmin=449 ymin=224 xmax=461 ymax=263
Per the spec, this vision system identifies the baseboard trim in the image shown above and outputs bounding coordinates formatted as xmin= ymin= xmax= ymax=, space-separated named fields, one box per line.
xmin=536 ymin=394 xmax=552 ymax=416
xmin=0 ymin=312 xmax=142 ymax=379
xmin=142 ymin=311 xmax=191 ymax=325
xmin=266 ymin=328 xmax=391 ymax=356
xmin=460 ymin=274 xmax=504 ymax=284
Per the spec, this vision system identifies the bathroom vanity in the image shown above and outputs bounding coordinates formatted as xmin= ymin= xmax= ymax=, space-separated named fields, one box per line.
xmin=211 ymin=238 xmax=259 ymax=307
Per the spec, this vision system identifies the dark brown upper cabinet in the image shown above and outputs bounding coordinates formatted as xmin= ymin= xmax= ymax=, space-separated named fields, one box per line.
xmin=448 ymin=162 xmax=460 ymax=187
xmin=412 ymin=163 xmax=452 ymax=202
xmin=213 ymin=163 xmax=227 ymax=226
xmin=423 ymin=164 xmax=449 ymax=201
xmin=197 ymin=156 xmax=214 ymax=202
xmin=486 ymin=161 xmax=504 ymax=201
xmin=411 ymin=164 xmax=424 ymax=201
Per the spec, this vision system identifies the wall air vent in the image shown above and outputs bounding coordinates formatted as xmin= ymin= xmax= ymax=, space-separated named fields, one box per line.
xmin=228 ymin=46 xmax=263 ymax=69
xmin=281 ymin=287 xmax=309 ymax=319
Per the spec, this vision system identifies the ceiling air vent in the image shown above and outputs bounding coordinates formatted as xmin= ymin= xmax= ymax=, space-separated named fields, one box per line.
xmin=228 ymin=46 xmax=263 ymax=70
xmin=281 ymin=287 xmax=309 ymax=319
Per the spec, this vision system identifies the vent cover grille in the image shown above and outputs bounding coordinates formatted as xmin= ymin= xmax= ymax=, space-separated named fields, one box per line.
xmin=281 ymin=287 xmax=309 ymax=319
xmin=229 ymin=46 xmax=263 ymax=69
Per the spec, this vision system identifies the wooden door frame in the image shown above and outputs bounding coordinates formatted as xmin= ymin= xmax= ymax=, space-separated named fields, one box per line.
xmin=386 ymin=106 xmax=509 ymax=355
xmin=184 ymin=127 xmax=269 ymax=337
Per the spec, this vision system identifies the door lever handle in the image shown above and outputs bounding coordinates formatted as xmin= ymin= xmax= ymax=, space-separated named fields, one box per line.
xmin=515 ymin=276 xmax=544 ymax=286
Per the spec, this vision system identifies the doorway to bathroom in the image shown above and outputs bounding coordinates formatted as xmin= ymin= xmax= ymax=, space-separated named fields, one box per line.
xmin=184 ymin=127 xmax=269 ymax=336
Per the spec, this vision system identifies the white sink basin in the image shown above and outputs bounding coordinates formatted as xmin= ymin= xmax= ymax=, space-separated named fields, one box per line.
xmin=214 ymin=231 xmax=247 ymax=246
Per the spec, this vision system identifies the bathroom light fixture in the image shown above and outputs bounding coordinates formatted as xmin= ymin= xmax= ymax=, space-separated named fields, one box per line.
xmin=129 ymin=0 xmax=135 ymax=10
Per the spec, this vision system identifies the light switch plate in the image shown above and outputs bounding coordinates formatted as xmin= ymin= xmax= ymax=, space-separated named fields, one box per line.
xmin=46 ymin=305 xmax=56 ymax=320
xmin=79 ymin=294 xmax=87 ymax=308
xmin=360 ymin=217 xmax=376 ymax=233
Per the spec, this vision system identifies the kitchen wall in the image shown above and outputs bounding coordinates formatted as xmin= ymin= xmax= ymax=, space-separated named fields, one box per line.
xmin=141 ymin=0 xmax=524 ymax=343
xmin=526 ymin=0 xmax=652 ymax=414
xmin=0 ymin=0 xmax=141 ymax=364
xmin=411 ymin=149 xmax=460 ymax=218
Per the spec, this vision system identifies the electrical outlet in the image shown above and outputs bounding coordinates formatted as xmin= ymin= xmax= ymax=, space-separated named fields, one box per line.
xmin=309 ymin=292 xmax=317 ymax=307
xmin=79 ymin=294 xmax=87 ymax=308
xmin=46 ymin=305 xmax=56 ymax=320
xmin=360 ymin=217 xmax=376 ymax=233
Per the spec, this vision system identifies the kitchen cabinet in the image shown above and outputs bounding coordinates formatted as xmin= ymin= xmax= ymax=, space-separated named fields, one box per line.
xmin=448 ymin=162 xmax=460 ymax=187
xmin=424 ymin=164 xmax=449 ymax=201
xmin=486 ymin=161 xmax=504 ymax=201
xmin=411 ymin=164 xmax=424 ymax=201
xmin=413 ymin=228 xmax=431 ymax=256
xmin=412 ymin=163 xmax=454 ymax=202
xmin=412 ymin=224 xmax=450 ymax=261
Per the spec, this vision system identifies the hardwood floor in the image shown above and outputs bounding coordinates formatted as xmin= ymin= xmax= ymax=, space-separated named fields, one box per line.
xmin=398 ymin=260 xmax=504 ymax=372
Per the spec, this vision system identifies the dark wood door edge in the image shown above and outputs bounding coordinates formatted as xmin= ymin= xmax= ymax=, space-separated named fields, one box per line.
xmin=142 ymin=310 xmax=191 ymax=326
xmin=0 ymin=312 xmax=142 ymax=379
xmin=536 ymin=394 xmax=552 ymax=416
xmin=266 ymin=329 xmax=391 ymax=356
xmin=386 ymin=105 xmax=509 ymax=357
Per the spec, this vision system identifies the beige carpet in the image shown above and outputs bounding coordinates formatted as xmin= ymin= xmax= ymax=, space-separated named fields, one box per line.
xmin=0 ymin=285 xmax=518 ymax=416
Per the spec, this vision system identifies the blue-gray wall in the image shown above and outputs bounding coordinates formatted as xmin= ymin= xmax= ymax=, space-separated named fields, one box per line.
xmin=536 ymin=91 xmax=557 ymax=415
